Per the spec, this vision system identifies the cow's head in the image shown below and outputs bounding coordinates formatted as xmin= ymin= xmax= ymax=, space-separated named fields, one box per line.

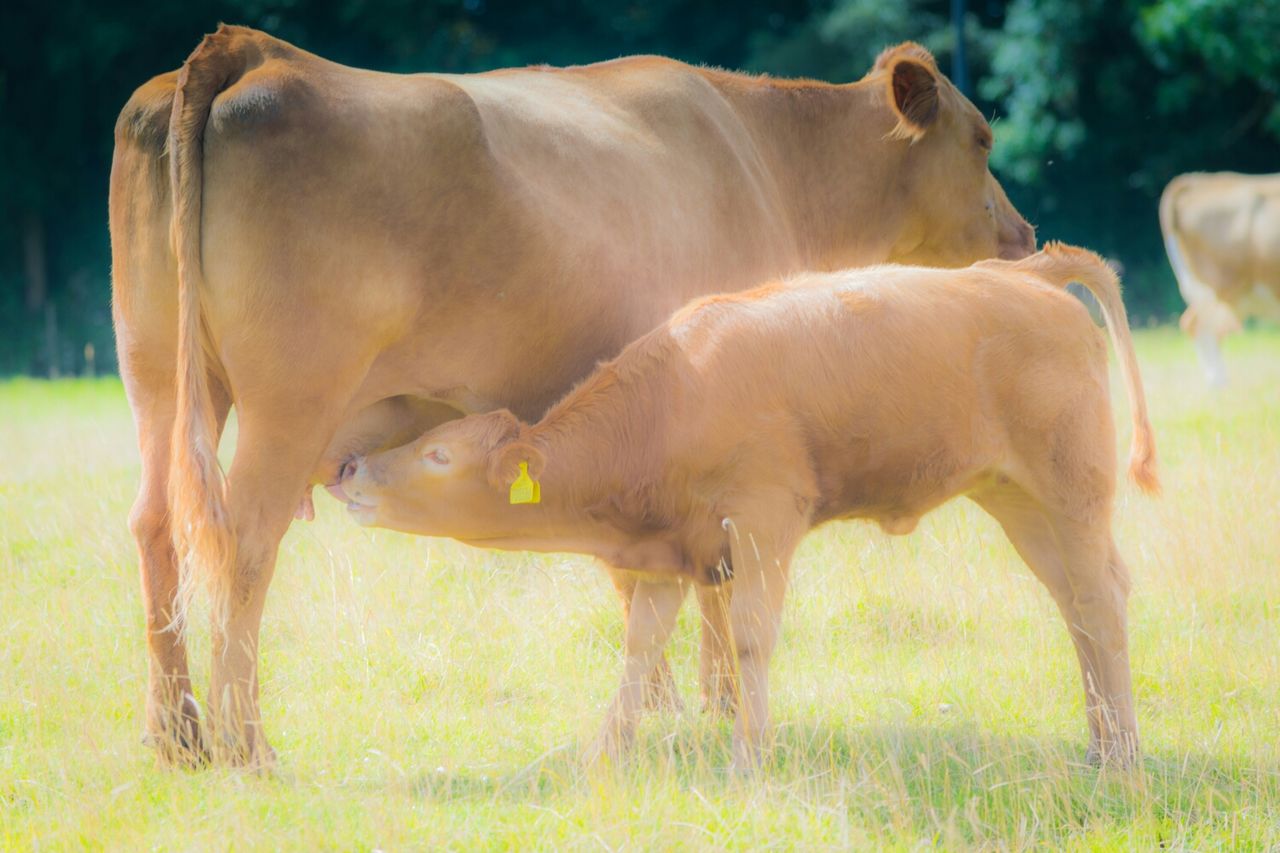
xmin=869 ymin=43 xmax=1035 ymax=266
xmin=330 ymin=410 xmax=544 ymax=540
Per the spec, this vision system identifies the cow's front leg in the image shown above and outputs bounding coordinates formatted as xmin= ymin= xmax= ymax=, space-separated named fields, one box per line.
xmin=586 ymin=578 xmax=687 ymax=765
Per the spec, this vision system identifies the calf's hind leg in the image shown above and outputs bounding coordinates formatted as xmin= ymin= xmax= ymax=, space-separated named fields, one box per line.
xmin=974 ymin=488 xmax=1138 ymax=765
xmin=1053 ymin=519 xmax=1138 ymax=765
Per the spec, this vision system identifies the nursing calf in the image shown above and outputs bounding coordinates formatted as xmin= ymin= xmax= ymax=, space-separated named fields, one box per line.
xmin=338 ymin=244 xmax=1158 ymax=770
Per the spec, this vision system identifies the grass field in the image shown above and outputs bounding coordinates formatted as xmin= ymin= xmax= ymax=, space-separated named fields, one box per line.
xmin=2 ymin=326 xmax=1279 ymax=849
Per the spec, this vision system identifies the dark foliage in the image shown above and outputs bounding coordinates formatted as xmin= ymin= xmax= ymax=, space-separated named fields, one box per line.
xmin=1 ymin=0 xmax=1276 ymax=375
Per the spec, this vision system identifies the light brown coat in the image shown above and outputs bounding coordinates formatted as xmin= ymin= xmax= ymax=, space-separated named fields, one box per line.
xmin=343 ymin=244 xmax=1157 ymax=769
xmin=111 ymin=26 xmax=1034 ymax=764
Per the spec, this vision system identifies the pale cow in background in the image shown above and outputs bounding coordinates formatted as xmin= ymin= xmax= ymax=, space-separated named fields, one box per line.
xmin=1160 ymin=172 xmax=1280 ymax=386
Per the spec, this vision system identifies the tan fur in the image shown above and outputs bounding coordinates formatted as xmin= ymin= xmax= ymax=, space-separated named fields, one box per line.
xmin=1160 ymin=172 xmax=1280 ymax=385
xmin=984 ymin=242 xmax=1159 ymax=494
xmin=111 ymin=26 xmax=1033 ymax=764
xmin=346 ymin=246 xmax=1156 ymax=769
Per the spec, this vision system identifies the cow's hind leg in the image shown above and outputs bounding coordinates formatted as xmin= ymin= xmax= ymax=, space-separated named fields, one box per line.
xmin=205 ymin=391 xmax=355 ymax=767
xmin=123 ymin=366 xmax=229 ymax=765
xmin=973 ymin=486 xmax=1138 ymax=765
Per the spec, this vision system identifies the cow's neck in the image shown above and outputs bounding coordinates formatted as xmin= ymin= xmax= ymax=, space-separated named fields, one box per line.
xmin=719 ymin=77 xmax=909 ymax=270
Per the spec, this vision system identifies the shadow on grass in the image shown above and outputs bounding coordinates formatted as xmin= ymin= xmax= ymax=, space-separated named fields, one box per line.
xmin=335 ymin=717 xmax=1279 ymax=829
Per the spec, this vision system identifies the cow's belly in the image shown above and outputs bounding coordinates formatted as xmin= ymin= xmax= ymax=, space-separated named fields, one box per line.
xmin=1235 ymin=282 xmax=1280 ymax=321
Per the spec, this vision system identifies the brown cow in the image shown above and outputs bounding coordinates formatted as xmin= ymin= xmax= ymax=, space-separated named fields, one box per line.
xmin=339 ymin=244 xmax=1157 ymax=771
xmin=110 ymin=25 xmax=1034 ymax=766
xmin=1160 ymin=172 xmax=1280 ymax=386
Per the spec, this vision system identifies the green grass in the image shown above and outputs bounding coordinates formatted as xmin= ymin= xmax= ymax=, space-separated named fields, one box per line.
xmin=3 ymin=326 xmax=1279 ymax=849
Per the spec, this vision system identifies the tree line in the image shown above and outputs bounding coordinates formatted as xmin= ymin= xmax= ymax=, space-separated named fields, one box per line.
xmin=2 ymin=0 xmax=1276 ymax=376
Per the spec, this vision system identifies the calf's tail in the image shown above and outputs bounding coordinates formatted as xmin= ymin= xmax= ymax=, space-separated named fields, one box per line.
xmin=1023 ymin=242 xmax=1160 ymax=495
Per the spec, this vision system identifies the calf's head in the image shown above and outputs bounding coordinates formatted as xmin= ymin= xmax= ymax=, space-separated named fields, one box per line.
xmin=331 ymin=410 xmax=544 ymax=539
xmin=869 ymin=43 xmax=1035 ymax=266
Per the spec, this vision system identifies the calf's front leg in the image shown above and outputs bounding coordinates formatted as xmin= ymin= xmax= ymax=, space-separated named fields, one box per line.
xmin=586 ymin=578 xmax=687 ymax=765
xmin=606 ymin=569 xmax=683 ymax=712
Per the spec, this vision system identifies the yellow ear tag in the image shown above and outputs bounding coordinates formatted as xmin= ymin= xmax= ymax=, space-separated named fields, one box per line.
xmin=509 ymin=461 xmax=541 ymax=505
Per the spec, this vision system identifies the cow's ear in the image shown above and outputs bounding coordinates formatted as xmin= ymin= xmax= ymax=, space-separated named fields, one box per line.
xmin=487 ymin=441 xmax=546 ymax=493
xmin=883 ymin=50 xmax=940 ymax=141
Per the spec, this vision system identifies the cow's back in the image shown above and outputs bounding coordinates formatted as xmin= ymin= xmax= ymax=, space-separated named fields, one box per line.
xmin=1164 ymin=172 xmax=1280 ymax=298
xmin=442 ymin=59 xmax=799 ymax=279
xmin=114 ymin=35 xmax=819 ymax=418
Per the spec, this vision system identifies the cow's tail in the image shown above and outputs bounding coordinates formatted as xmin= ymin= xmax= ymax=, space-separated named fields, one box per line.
xmin=167 ymin=25 xmax=260 ymax=631
xmin=1024 ymin=242 xmax=1160 ymax=495
xmin=1159 ymin=175 xmax=1199 ymax=332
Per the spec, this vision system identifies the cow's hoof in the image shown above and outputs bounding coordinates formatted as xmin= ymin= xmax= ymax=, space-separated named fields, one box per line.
xmin=142 ymin=723 xmax=208 ymax=769
xmin=143 ymin=696 xmax=208 ymax=768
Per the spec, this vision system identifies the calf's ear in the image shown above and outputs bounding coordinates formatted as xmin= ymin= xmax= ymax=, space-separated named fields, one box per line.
xmin=487 ymin=441 xmax=547 ymax=492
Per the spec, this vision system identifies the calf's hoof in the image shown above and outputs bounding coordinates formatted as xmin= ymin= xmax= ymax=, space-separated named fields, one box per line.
xmin=701 ymin=690 xmax=737 ymax=720
xmin=1085 ymin=734 xmax=1140 ymax=770
xmin=583 ymin=726 xmax=635 ymax=770
xmin=642 ymin=679 xmax=684 ymax=714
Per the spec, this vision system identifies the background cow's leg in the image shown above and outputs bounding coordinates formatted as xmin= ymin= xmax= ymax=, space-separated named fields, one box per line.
xmin=122 ymin=364 xmax=229 ymax=765
xmin=587 ymin=578 xmax=687 ymax=765
xmin=206 ymin=398 xmax=347 ymax=767
xmin=696 ymin=582 xmax=736 ymax=717
xmin=1193 ymin=325 xmax=1230 ymax=388
xmin=973 ymin=488 xmax=1137 ymax=765
xmin=605 ymin=569 xmax=683 ymax=712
